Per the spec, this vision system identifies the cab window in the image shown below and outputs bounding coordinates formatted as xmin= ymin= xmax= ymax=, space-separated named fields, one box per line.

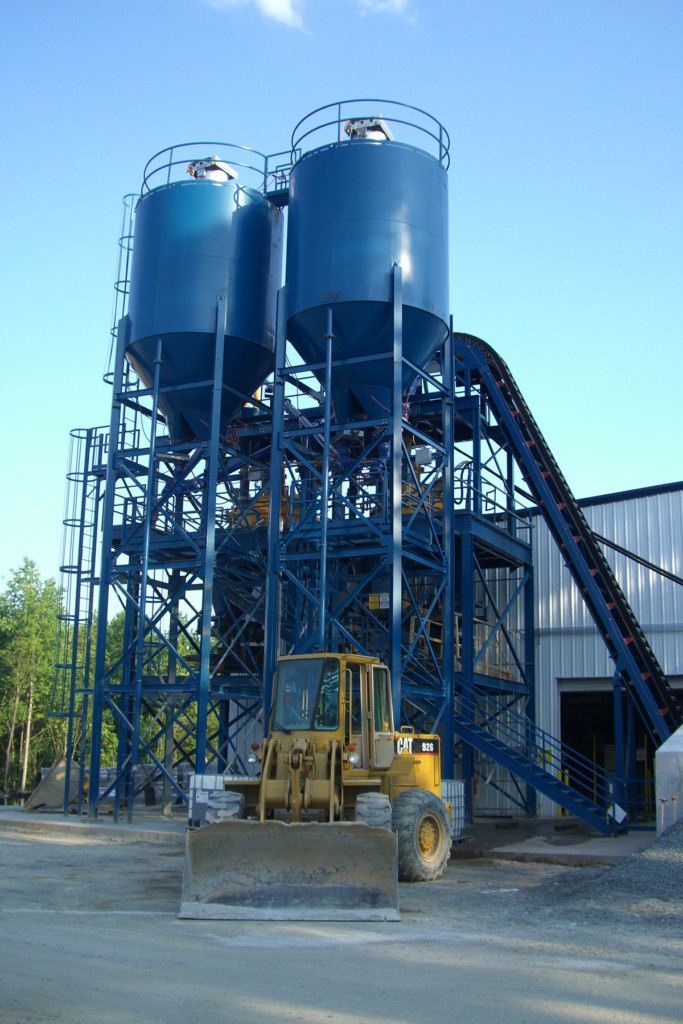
xmin=373 ymin=667 xmax=392 ymax=733
xmin=274 ymin=657 xmax=340 ymax=731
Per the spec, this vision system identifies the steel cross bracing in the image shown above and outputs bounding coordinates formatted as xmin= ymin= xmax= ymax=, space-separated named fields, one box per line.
xmin=85 ymin=309 xmax=274 ymax=820
xmin=263 ymin=275 xmax=457 ymax=758
xmin=58 ymin=304 xmax=658 ymax=829
xmin=455 ymin=332 xmax=683 ymax=746
xmin=448 ymin=360 xmax=538 ymax=819
xmin=264 ymin=276 xmax=549 ymax=808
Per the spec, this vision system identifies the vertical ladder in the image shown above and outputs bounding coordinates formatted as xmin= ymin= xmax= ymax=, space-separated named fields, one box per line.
xmin=52 ymin=427 xmax=108 ymax=813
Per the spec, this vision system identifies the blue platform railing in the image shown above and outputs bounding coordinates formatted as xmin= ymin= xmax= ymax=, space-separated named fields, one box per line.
xmin=291 ymin=98 xmax=450 ymax=168
xmin=140 ymin=142 xmax=293 ymax=196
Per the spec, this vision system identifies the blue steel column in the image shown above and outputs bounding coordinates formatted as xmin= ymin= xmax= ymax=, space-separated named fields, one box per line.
xmin=472 ymin=385 xmax=482 ymax=518
xmin=318 ymin=309 xmax=334 ymax=651
xmin=391 ymin=264 xmax=403 ymax=727
xmin=524 ymin=553 xmax=538 ymax=815
xmin=162 ymin=572 xmax=180 ymax=814
xmin=127 ymin=337 xmax=163 ymax=821
xmin=460 ymin=530 xmax=475 ymax=820
xmin=114 ymin=585 xmax=137 ymax=821
xmin=88 ymin=316 xmax=129 ymax=818
xmin=264 ymin=285 xmax=288 ymax=721
xmin=441 ymin=326 xmax=455 ymax=778
xmin=196 ymin=295 xmax=227 ymax=772
xmin=625 ymin=693 xmax=637 ymax=819
xmin=612 ymin=669 xmax=628 ymax=816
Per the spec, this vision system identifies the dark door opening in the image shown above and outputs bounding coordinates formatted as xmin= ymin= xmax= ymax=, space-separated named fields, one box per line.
xmin=560 ymin=688 xmax=656 ymax=821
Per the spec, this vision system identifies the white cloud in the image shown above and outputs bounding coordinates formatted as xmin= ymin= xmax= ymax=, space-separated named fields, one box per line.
xmin=202 ymin=0 xmax=414 ymax=30
xmin=204 ymin=0 xmax=305 ymax=30
xmin=357 ymin=0 xmax=413 ymax=17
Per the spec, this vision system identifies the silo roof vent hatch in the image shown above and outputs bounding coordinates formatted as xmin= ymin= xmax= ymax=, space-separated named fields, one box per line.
xmin=187 ymin=158 xmax=238 ymax=182
xmin=343 ymin=118 xmax=394 ymax=142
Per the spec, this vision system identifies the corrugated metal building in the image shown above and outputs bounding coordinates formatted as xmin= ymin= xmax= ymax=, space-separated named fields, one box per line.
xmin=531 ymin=480 xmax=683 ymax=817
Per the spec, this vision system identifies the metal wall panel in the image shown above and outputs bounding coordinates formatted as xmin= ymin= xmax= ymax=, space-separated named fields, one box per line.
xmin=531 ymin=483 xmax=683 ymax=814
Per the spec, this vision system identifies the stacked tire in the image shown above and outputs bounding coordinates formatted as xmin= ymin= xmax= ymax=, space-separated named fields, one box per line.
xmin=205 ymin=790 xmax=245 ymax=824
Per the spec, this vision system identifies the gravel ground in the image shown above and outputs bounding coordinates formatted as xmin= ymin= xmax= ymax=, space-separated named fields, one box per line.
xmin=0 ymin=820 xmax=682 ymax=1024
xmin=550 ymin=820 xmax=683 ymax=928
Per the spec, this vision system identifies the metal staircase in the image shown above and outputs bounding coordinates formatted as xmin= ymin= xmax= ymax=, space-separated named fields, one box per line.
xmin=454 ymin=683 xmax=623 ymax=835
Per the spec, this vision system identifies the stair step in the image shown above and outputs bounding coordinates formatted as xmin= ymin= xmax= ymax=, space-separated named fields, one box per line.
xmin=452 ymin=717 xmax=612 ymax=833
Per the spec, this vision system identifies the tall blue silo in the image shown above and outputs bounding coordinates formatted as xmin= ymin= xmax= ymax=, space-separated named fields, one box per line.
xmin=286 ymin=101 xmax=450 ymax=421
xmin=127 ymin=147 xmax=283 ymax=442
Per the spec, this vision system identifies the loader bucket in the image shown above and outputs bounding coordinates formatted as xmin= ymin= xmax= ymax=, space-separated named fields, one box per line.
xmin=179 ymin=819 xmax=400 ymax=921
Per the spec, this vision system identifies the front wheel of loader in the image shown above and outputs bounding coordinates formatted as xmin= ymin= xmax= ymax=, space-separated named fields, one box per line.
xmin=391 ymin=789 xmax=451 ymax=882
xmin=354 ymin=792 xmax=392 ymax=829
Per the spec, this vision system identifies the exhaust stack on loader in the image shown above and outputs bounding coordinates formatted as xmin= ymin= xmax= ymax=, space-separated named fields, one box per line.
xmin=179 ymin=653 xmax=453 ymax=920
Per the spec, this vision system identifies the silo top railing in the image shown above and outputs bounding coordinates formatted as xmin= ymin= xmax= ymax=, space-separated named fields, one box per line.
xmin=291 ymin=99 xmax=450 ymax=169
xmin=140 ymin=142 xmax=293 ymax=196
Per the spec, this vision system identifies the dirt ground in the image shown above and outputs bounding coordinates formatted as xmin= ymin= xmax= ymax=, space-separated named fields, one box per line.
xmin=0 ymin=824 xmax=681 ymax=1024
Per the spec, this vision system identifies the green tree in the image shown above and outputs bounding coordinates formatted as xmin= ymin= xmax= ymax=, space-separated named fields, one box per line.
xmin=0 ymin=559 xmax=63 ymax=801
xmin=99 ymin=608 xmax=198 ymax=767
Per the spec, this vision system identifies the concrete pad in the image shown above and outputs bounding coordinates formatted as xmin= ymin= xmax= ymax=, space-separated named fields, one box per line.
xmin=0 ymin=806 xmax=185 ymax=845
xmin=489 ymin=830 xmax=653 ymax=866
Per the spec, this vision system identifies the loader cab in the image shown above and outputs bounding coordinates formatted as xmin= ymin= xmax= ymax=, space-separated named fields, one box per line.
xmin=272 ymin=656 xmax=341 ymax=732
xmin=347 ymin=657 xmax=395 ymax=771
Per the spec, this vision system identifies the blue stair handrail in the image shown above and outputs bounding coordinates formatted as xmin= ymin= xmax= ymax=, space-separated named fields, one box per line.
xmin=455 ymin=682 xmax=623 ymax=833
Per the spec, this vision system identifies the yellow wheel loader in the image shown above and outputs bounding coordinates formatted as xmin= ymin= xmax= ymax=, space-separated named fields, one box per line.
xmin=180 ymin=653 xmax=453 ymax=921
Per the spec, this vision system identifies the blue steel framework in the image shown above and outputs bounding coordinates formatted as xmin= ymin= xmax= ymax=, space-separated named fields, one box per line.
xmin=261 ymin=292 xmax=631 ymax=832
xmin=83 ymin=305 xmax=274 ymax=820
xmin=263 ymin=271 xmax=457 ymax=751
xmin=58 ymin=314 xmax=651 ymax=831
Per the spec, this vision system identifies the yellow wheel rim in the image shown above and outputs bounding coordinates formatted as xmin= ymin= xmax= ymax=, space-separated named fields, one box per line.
xmin=417 ymin=813 xmax=441 ymax=862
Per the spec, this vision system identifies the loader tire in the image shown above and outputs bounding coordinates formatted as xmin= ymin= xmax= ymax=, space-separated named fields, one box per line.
xmin=205 ymin=790 xmax=246 ymax=825
xmin=391 ymin=789 xmax=451 ymax=882
xmin=354 ymin=792 xmax=392 ymax=829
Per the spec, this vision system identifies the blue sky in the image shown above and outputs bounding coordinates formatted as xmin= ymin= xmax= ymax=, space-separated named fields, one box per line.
xmin=2 ymin=0 xmax=681 ymax=585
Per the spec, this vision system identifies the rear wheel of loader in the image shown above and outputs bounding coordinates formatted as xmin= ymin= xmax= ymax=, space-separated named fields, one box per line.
xmin=391 ymin=789 xmax=451 ymax=882
xmin=205 ymin=790 xmax=246 ymax=824
xmin=354 ymin=792 xmax=392 ymax=829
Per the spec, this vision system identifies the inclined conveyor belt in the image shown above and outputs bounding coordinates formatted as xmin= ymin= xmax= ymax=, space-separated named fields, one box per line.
xmin=454 ymin=332 xmax=683 ymax=744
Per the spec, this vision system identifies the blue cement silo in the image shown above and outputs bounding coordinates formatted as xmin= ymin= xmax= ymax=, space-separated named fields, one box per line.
xmin=286 ymin=101 xmax=450 ymax=421
xmin=127 ymin=147 xmax=283 ymax=442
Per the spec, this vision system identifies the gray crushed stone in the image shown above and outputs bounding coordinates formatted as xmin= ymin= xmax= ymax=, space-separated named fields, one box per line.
xmin=547 ymin=820 xmax=683 ymax=927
